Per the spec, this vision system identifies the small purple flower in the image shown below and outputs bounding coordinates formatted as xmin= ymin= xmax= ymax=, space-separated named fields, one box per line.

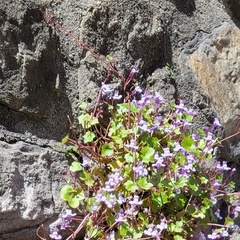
xmin=60 ymin=209 xmax=76 ymax=230
xmin=101 ymin=83 xmax=113 ymax=97
xmin=117 ymin=193 xmax=126 ymax=205
xmin=133 ymin=162 xmax=148 ymax=178
xmin=82 ymin=156 xmax=92 ymax=170
xmin=153 ymin=153 xmax=165 ymax=169
xmin=116 ymin=209 xmax=127 ymax=223
xmin=112 ymin=90 xmax=122 ymax=100
xmin=175 ymin=188 xmax=181 ymax=194
xmin=185 ymin=108 xmax=197 ymax=116
xmin=107 ymin=230 xmax=115 ymax=240
xmin=125 ymin=138 xmax=138 ymax=150
xmin=62 ymin=209 xmax=76 ymax=220
xmin=212 ymin=179 xmax=222 ymax=189
xmin=105 ymin=193 xmax=116 ymax=208
xmin=230 ymin=167 xmax=236 ymax=177
xmin=221 ymin=228 xmax=229 ymax=237
xmin=128 ymin=66 xmax=139 ymax=80
xmin=138 ymin=93 xmax=152 ymax=108
xmin=233 ymin=206 xmax=240 ymax=213
xmin=138 ymin=119 xmax=150 ymax=133
xmin=207 ymin=232 xmax=221 ymax=239
xmin=175 ymin=99 xmax=186 ymax=115
xmin=199 ymin=232 xmax=206 ymax=240
xmin=216 ymin=161 xmax=231 ymax=171
xmin=129 ymin=195 xmax=143 ymax=206
xmin=49 ymin=227 xmax=62 ymax=240
xmin=132 ymin=83 xmax=142 ymax=95
xmin=211 ymin=118 xmax=222 ymax=131
xmin=162 ymin=147 xmax=173 ymax=159
xmin=215 ymin=209 xmax=222 ymax=220
xmin=156 ymin=219 xmax=168 ymax=232
xmin=154 ymin=92 xmax=164 ymax=107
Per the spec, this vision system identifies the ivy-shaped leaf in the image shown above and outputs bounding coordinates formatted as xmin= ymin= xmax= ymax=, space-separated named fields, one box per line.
xmin=70 ymin=161 xmax=82 ymax=172
xmin=83 ymin=131 xmax=95 ymax=143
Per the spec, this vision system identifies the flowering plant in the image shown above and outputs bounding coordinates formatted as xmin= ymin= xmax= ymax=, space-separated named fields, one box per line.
xmin=37 ymin=66 xmax=240 ymax=240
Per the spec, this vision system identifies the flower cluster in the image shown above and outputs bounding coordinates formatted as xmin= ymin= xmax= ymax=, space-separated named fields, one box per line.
xmin=44 ymin=65 xmax=239 ymax=240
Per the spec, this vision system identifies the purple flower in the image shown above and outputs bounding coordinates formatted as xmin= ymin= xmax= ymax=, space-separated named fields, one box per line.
xmin=144 ymin=220 xmax=167 ymax=239
xmin=175 ymin=100 xmax=186 ymax=115
xmin=175 ymin=188 xmax=181 ymax=194
xmin=162 ymin=147 xmax=173 ymax=159
xmin=199 ymin=232 xmax=206 ymax=240
xmin=129 ymin=195 xmax=143 ymax=206
xmin=105 ymin=193 xmax=116 ymax=208
xmin=82 ymin=156 xmax=92 ymax=170
xmin=138 ymin=119 xmax=150 ymax=133
xmin=112 ymin=90 xmax=122 ymax=100
xmin=101 ymin=83 xmax=113 ymax=97
xmin=230 ymin=167 xmax=236 ymax=177
xmin=221 ymin=228 xmax=229 ymax=237
xmin=215 ymin=209 xmax=222 ymax=220
xmin=49 ymin=227 xmax=62 ymax=240
xmin=216 ymin=161 xmax=231 ymax=171
xmin=154 ymin=92 xmax=164 ymax=107
xmin=233 ymin=206 xmax=240 ymax=213
xmin=128 ymin=66 xmax=139 ymax=81
xmin=62 ymin=209 xmax=76 ymax=221
xmin=132 ymin=83 xmax=142 ymax=95
xmin=60 ymin=209 xmax=77 ymax=230
xmin=138 ymin=93 xmax=152 ymax=108
xmin=106 ymin=230 xmax=115 ymax=240
xmin=133 ymin=162 xmax=148 ymax=178
xmin=156 ymin=219 xmax=168 ymax=232
xmin=211 ymin=118 xmax=222 ymax=131
xmin=212 ymin=179 xmax=222 ymax=189
xmin=207 ymin=232 xmax=221 ymax=239
xmin=185 ymin=108 xmax=197 ymax=116
xmin=153 ymin=153 xmax=165 ymax=169
xmin=125 ymin=138 xmax=138 ymax=150
xmin=116 ymin=209 xmax=127 ymax=223
xmin=117 ymin=193 xmax=126 ymax=205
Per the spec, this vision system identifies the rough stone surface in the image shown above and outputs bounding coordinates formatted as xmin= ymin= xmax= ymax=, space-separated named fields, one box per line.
xmin=0 ymin=0 xmax=240 ymax=239
xmin=188 ymin=23 xmax=240 ymax=141
xmin=0 ymin=140 xmax=68 ymax=240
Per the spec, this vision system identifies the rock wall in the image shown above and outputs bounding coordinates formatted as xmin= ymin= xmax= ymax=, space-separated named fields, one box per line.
xmin=0 ymin=0 xmax=239 ymax=239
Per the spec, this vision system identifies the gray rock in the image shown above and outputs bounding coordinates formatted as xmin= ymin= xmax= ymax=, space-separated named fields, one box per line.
xmin=0 ymin=0 xmax=240 ymax=239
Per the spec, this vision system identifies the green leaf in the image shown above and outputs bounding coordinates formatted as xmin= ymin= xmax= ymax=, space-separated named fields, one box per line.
xmin=106 ymin=55 xmax=114 ymax=60
xmin=60 ymin=185 xmax=85 ymax=208
xmin=141 ymin=146 xmax=155 ymax=163
xmin=137 ymin=177 xmax=153 ymax=190
xmin=181 ymin=135 xmax=196 ymax=152
xmin=189 ymin=178 xmax=198 ymax=191
xmin=83 ymin=131 xmax=95 ymax=143
xmin=79 ymin=102 xmax=87 ymax=110
xmin=61 ymin=135 xmax=69 ymax=144
xmin=198 ymin=139 xmax=206 ymax=149
xmin=152 ymin=192 xmax=168 ymax=207
xmin=200 ymin=176 xmax=208 ymax=184
xmin=119 ymin=222 xmax=129 ymax=237
xmin=225 ymin=217 xmax=234 ymax=226
xmin=174 ymin=235 xmax=185 ymax=240
xmin=125 ymin=153 xmax=133 ymax=163
xmin=80 ymin=171 xmax=94 ymax=187
xmin=124 ymin=180 xmax=138 ymax=192
xmin=116 ymin=103 xmax=139 ymax=114
xmin=168 ymin=221 xmax=183 ymax=233
xmin=101 ymin=143 xmax=114 ymax=157
xmin=192 ymin=211 xmax=205 ymax=219
xmin=78 ymin=113 xmax=98 ymax=129
xmin=70 ymin=161 xmax=82 ymax=172
xmin=184 ymin=113 xmax=194 ymax=122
